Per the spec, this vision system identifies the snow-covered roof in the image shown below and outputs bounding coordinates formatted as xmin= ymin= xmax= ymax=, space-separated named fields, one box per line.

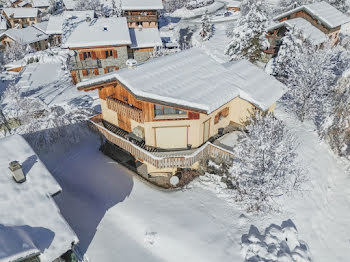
xmin=77 ymin=48 xmax=286 ymax=112
xmin=46 ymin=10 xmax=95 ymax=35
xmin=62 ymin=0 xmax=76 ymax=10
xmin=121 ymin=0 xmax=163 ymax=10
xmin=273 ymin=1 xmax=350 ymax=29
xmin=18 ymin=0 xmax=31 ymax=7
xmin=227 ymin=0 xmax=241 ymax=8
xmin=2 ymin=8 xmax=39 ymax=18
xmin=0 ymin=26 xmax=48 ymax=45
xmin=0 ymin=135 xmax=77 ymax=262
xmin=32 ymin=20 xmax=48 ymax=33
xmin=268 ymin=17 xmax=328 ymax=45
xmin=129 ymin=27 xmax=162 ymax=49
xmin=31 ymin=0 xmax=50 ymax=7
xmin=0 ymin=16 xmax=7 ymax=30
xmin=64 ymin=17 xmax=131 ymax=48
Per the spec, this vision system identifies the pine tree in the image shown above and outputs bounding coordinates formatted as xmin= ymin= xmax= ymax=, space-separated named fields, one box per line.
xmin=226 ymin=0 xmax=269 ymax=63
xmin=229 ymin=113 xmax=305 ymax=211
xmin=199 ymin=10 xmax=213 ymax=41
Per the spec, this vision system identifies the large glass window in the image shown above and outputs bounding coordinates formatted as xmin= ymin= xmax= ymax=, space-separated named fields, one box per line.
xmin=154 ymin=105 xmax=187 ymax=117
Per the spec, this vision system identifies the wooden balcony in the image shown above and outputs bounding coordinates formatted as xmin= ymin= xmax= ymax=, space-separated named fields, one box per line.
xmin=106 ymin=95 xmax=144 ymax=123
xmin=126 ymin=15 xmax=158 ymax=23
xmin=68 ymin=57 xmax=101 ymax=70
xmin=89 ymin=114 xmax=234 ymax=169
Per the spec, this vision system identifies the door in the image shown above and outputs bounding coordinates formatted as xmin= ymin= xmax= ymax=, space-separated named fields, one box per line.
xmin=118 ymin=113 xmax=131 ymax=132
xmin=203 ymin=119 xmax=210 ymax=143
xmin=155 ymin=127 xmax=188 ymax=149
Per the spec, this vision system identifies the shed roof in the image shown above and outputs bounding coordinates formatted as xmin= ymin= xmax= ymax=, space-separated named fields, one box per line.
xmin=268 ymin=17 xmax=328 ymax=45
xmin=0 ymin=26 xmax=48 ymax=45
xmin=77 ymin=48 xmax=286 ymax=113
xmin=121 ymin=0 xmax=163 ymax=10
xmin=2 ymin=8 xmax=39 ymax=18
xmin=64 ymin=17 xmax=131 ymax=48
xmin=129 ymin=27 xmax=162 ymax=49
xmin=0 ymin=135 xmax=77 ymax=262
xmin=273 ymin=1 xmax=350 ymax=29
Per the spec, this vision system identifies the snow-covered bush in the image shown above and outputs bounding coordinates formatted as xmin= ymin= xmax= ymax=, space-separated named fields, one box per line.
xmin=75 ymin=0 xmax=101 ymax=15
xmin=151 ymin=46 xmax=181 ymax=58
xmin=226 ymin=0 xmax=269 ymax=63
xmin=2 ymin=42 xmax=30 ymax=64
xmin=229 ymin=113 xmax=305 ymax=211
xmin=185 ymin=0 xmax=214 ymax=10
xmin=199 ymin=11 xmax=213 ymax=41
xmin=276 ymin=0 xmax=313 ymax=13
xmin=242 ymin=220 xmax=312 ymax=262
xmin=164 ymin=0 xmax=191 ymax=12
xmin=321 ymin=75 xmax=350 ymax=157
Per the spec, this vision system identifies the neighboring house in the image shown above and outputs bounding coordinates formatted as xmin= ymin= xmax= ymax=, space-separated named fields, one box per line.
xmin=0 ymin=23 xmax=49 ymax=51
xmin=2 ymin=8 xmax=40 ymax=28
xmin=0 ymin=134 xmax=78 ymax=262
xmin=65 ymin=17 xmax=162 ymax=84
xmin=64 ymin=17 xmax=131 ymax=84
xmin=128 ymin=27 xmax=162 ymax=63
xmin=76 ymin=48 xmax=286 ymax=187
xmin=121 ymin=0 xmax=163 ymax=28
xmin=227 ymin=0 xmax=241 ymax=12
xmin=265 ymin=1 xmax=350 ymax=56
xmin=31 ymin=0 xmax=51 ymax=13
xmin=45 ymin=10 xmax=95 ymax=46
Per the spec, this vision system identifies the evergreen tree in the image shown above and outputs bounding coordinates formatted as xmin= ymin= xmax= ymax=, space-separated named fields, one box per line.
xmin=226 ymin=0 xmax=269 ymax=63
xmin=199 ymin=10 xmax=213 ymax=41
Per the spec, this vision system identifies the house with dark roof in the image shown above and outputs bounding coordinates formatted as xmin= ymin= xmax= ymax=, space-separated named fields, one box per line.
xmin=76 ymin=48 xmax=287 ymax=187
xmin=265 ymin=1 xmax=350 ymax=56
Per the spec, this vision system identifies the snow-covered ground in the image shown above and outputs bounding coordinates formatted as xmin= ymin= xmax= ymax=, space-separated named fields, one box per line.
xmin=36 ymin=104 xmax=350 ymax=262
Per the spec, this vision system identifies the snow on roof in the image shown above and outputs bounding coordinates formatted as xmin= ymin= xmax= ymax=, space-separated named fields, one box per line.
xmin=0 ymin=135 xmax=77 ymax=262
xmin=62 ymin=0 xmax=76 ymax=10
xmin=2 ymin=8 xmax=39 ymax=18
xmin=31 ymin=0 xmax=50 ymax=7
xmin=0 ymin=16 xmax=7 ymax=30
xmin=227 ymin=0 xmax=241 ymax=8
xmin=77 ymin=48 xmax=286 ymax=112
xmin=121 ymin=0 xmax=163 ymax=10
xmin=268 ymin=17 xmax=328 ymax=45
xmin=273 ymin=1 xmax=350 ymax=29
xmin=32 ymin=20 xmax=48 ymax=33
xmin=64 ymin=17 xmax=131 ymax=48
xmin=0 ymin=26 xmax=48 ymax=45
xmin=46 ymin=11 xmax=95 ymax=35
xmin=18 ymin=0 xmax=31 ymax=7
xmin=129 ymin=27 xmax=162 ymax=49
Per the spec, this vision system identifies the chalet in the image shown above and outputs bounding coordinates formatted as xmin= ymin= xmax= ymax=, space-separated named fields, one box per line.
xmin=45 ymin=10 xmax=95 ymax=46
xmin=265 ymin=1 xmax=350 ymax=56
xmin=65 ymin=17 xmax=131 ymax=84
xmin=0 ymin=134 xmax=78 ymax=262
xmin=76 ymin=48 xmax=287 ymax=187
xmin=0 ymin=23 xmax=49 ymax=51
xmin=227 ymin=0 xmax=241 ymax=12
xmin=31 ymin=0 xmax=51 ymax=13
xmin=121 ymin=0 xmax=163 ymax=28
xmin=2 ymin=8 xmax=40 ymax=28
xmin=65 ymin=17 xmax=162 ymax=84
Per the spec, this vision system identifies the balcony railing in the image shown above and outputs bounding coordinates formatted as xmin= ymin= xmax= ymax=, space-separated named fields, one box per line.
xmin=89 ymin=114 xmax=234 ymax=169
xmin=127 ymin=15 xmax=158 ymax=23
xmin=68 ymin=57 xmax=101 ymax=70
xmin=106 ymin=95 xmax=144 ymax=123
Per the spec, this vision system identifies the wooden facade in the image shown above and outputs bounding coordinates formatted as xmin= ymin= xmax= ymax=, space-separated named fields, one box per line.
xmin=125 ymin=10 xmax=158 ymax=28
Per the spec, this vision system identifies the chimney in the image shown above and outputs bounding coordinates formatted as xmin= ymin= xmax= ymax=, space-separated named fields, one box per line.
xmin=126 ymin=59 xmax=137 ymax=69
xmin=86 ymin=14 xmax=91 ymax=22
xmin=103 ymin=25 xmax=108 ymax=31
xmin=9 ymin=161 xmax=26 ymax=183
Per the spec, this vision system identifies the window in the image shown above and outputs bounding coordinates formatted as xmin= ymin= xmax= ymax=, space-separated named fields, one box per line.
xmin=83 ymin=52 xmax=91 ymax=59
xmin=154 ymin=105 xmax=187 ymax=117
xmin=105 ymin=50 xmax=113 ymax=58
xmin=214 ymin=107 xmax=229 ymax=124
